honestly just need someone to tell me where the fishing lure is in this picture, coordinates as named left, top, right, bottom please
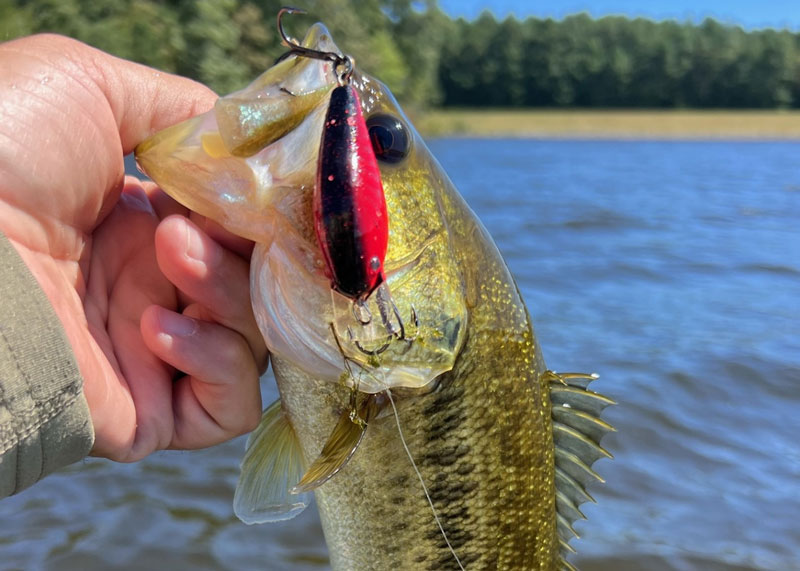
left=314, top=66, right=388, bottom=302
left=278, top=8, right=412, bottom=353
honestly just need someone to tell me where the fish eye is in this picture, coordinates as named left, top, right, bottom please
left=366, top=113, right=409, bottom=164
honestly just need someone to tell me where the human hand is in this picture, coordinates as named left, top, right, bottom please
left=0, top=34, right=266, bottom=461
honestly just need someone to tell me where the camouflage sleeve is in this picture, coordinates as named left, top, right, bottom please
left=0, top=231, right=94, bottom=498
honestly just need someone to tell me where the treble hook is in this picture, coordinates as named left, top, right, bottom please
left=349, top=293, right=419, bottom=356
left=348, top=326, right=392, bottom=356
left=352, top=299, right=372, bottom=325
left=277, top=7, right=354, bottom=85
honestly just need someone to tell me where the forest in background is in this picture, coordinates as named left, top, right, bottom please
left=2, top=0, right=800, bottom=109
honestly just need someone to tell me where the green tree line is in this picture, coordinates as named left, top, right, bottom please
left=2, top=0, right=799, bottom=108
left=439, top=13, right=800, bottom=108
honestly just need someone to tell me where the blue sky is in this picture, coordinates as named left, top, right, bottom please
left=437, top=0, right=800, bottom=30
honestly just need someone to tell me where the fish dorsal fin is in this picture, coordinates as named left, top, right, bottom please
left=292, top=393, right=380, bottom=493
left=234, top=399, right=312, bottom=524
left=545, top=371, right=615, bottom=568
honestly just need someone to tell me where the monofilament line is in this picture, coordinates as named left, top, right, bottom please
left=384, top=389, right=465, bottom=571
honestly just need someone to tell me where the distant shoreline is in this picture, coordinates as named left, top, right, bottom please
left=414, top=109, right=800, bottom=139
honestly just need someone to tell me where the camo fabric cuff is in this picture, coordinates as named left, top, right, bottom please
left=0, top=231, right=94, bottom=498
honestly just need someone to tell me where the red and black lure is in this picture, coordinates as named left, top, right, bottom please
left=314, top=79, right=388, bottom=302
left=277, top=8, right=413, bottom=353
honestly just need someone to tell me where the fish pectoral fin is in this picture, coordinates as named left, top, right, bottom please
left=546, top=371, right=615, bottom=562
left=291, top=393, right=380, bottom=493
left=233, top=399, right=311, bottom=524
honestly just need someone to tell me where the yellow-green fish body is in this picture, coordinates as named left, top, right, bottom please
left=274, top=177, right=557, bottom=569
left=136, top=22, right=612, bottom=571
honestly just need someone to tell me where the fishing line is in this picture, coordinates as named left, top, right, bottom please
left=384, top=388, right=465, bottom=571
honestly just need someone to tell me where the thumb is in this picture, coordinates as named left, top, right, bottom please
left=1, top=33, right=218, bottom=154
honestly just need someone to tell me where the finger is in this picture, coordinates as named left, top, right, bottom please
left=125, top=176, right=189, bottom=221
left=127, top=175, right=254, bottom=258
left=68, top=37, right=217, bottom=153
left=1, top=33, right=216, bottom=152
left=154, top=215, right=267, bottom=369
left=0, top=34, right=217, bottom=235
left=189, top=213, right=255, bottom=260
left=140, top=305, right=262, bottom=448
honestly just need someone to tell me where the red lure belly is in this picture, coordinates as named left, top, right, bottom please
left=313, top=84, right=388, bottom=300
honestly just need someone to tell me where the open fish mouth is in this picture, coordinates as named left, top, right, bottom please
left=135, top=24, right=341, bottom=243
left=135, top=24, right=468, bottom=393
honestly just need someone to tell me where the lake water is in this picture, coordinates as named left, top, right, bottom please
left=2, top=140, right=798, bottom=570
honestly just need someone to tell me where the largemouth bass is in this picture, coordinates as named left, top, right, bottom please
left=136, top=15, right=613, bottom=571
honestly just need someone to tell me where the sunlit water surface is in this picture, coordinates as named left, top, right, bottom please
left=2, top=141, right=798, bottom=570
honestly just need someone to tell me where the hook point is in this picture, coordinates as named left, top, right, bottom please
left=277, top=7, right=308, bottom=47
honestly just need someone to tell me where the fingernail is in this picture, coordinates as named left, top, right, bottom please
left=185, top=224, right=206, bottom=262
left=158, top=309, right=198, bottom=337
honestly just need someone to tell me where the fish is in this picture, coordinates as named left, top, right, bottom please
left=135, top=15, right=613, bottom=571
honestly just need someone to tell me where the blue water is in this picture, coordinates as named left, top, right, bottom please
left=2, top=140, right=798, bottom=570
left=429, top=139, right=800, bottom=570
